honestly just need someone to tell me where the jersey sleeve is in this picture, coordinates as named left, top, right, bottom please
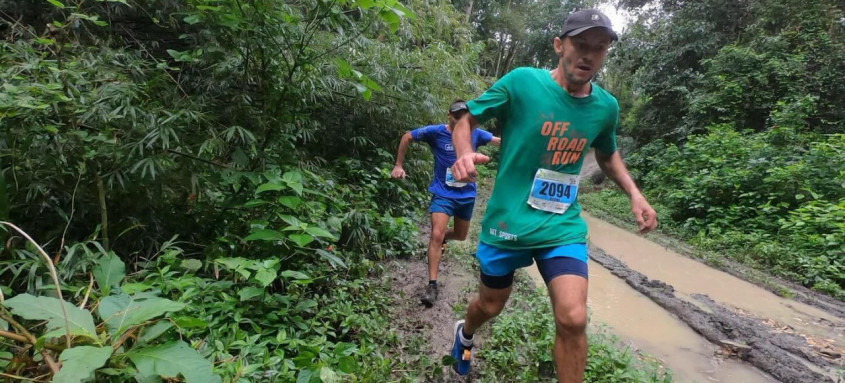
left=467, top=68, right=523, bottom=124
left=591, top=100, right=619, bottom=154
left=410, top=125, right=435, bottom=143
left=474, top=129, right=494, bottom=147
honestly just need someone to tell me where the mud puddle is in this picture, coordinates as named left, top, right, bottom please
left=582, top=212, right=844, bottom=352
left=586, top=246, right=840, bottom=382
left=527, top=263, right=777, bottom=383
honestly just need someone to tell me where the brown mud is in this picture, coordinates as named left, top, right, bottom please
left=589, top=245, right=842, bottom=383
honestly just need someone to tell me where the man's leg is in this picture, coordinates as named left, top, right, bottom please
left=427, top=212, right=451, bottom=281
left=442, top=197, right=474, bottom=242
left=462, top=280, right=512, bottom=334
left=538, top=254, right=589, bottom=383
left=452, top=243, right=530, bottom=375
left=446, top=217, right=471, bottom=241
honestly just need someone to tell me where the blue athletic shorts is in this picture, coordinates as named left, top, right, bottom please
left=476, top=242, right=588, bottom=288
left=429, top=195, right=475, bottom=221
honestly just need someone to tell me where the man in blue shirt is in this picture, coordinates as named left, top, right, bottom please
left=392, top=100, right=500, bottom=306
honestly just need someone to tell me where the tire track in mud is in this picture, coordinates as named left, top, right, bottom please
left=589, top=245, right=839, bottom=383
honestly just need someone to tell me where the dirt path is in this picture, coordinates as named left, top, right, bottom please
left=387, top=255, right=474, bottom=378
left=572, top=150, right=845, bottom=382
left=386, top=220, right=479, bottom=382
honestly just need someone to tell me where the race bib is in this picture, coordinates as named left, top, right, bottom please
left=445, top=167, right=467, bottom=188
left=527, top=169, right=579, bottom=214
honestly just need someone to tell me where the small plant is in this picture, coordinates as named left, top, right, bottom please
left=0, top=223, right=219, bottom=382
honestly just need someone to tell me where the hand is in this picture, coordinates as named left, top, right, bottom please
left=391, top=166, right=406, bottom=179
left=451, top=153, right=490, bottom=182
left=631, top=195, right=658, bottom=234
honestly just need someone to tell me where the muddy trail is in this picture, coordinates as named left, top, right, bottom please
left=575, top=151, right=844, bottom=382
left=386, top=222, right=481, bottom=381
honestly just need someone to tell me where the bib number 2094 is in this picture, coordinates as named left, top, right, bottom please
left=527, top=169, right=579, bottom=214
left=538, top=181, right=573, bottom=199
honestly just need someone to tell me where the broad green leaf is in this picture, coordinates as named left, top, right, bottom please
left=320, top=367, right=340, bottom=383
left=93, top=253, right=125, bottom=296
left=316, top=249, right=346, bottom=268
left=253, top=268, right=277, bottom=287
left=379, top=9, right=401, bottom=33
left=353, top=83, right=367, bottom=95
left=282, top=172, right=304, bottom=195
left=356, top=0, right=375, bottom=9
left=278, top=214, right=303, bottom=227
left=183, top=14, right=202, bottom=25
left=121, top=283, right=153, bottom=295
left=238, top=287, right=264, bottom=301
left=166, top=49, right=185, bottom=60
left=0, top=351, right=11, bottom=369
left=281, top=270, right=310, bottom=280
left=305, top=226, right=335, bottom=239
left=390, top=3, right=415, bottom=19
left=296, top=369, right=313, bottom=383
left=244, top=229, right=285, bottom=242
left=173, top=316, right=207, bottom=329
left=215, top=257, right=247, bottom=270
left=46, top=0, right=65, bottom=8
left=98, top=294, right=185, bottom=337
left=282, top=171, right=302, bottom=184
left=288, top=233, right=314, bottom=247
left=334, top=58, right=352, bottom=78
left=4, top=294, right=97, bottom=340
left=278, top=196, right=302, bottom=209
left=128, top=341, right=221, bottom=383
left=296, top=299, right=317, bottom=311
left=244, top=199, right=269, bottom=208
left=0, top=318, right=7, bottom=331
left=181, top=259, right=202, bottom=271
left=338, top=356, right=357, bottom=374
left=139, top=321, right=173, bottom=345
left=53, top=346, right=112, bottom=383
left=255, top=182, right=285, bottom=194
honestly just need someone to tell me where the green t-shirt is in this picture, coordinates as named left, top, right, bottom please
left=467, top=67, right=619, bottom=249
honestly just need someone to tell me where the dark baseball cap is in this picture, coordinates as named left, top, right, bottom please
left=561, top=9, right=618, bottom=41
left=449, top=100, right=468, bottom=114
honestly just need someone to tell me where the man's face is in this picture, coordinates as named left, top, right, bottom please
left=448, top=111, right=465, bottom=126
left=554, top=28, right=612, bottom=86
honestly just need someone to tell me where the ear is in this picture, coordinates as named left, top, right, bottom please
left=553, top=36, right=564, bottom=56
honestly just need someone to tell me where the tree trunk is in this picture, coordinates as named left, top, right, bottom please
left=465, top=0, right=474, bottom=23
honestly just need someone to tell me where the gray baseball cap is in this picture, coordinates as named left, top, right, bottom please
left=561, top=9, right=618, bottom=41
left=449, top=100, right=468, bottom=114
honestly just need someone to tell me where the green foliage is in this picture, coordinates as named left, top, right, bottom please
left=595, top=129, right=845, bottom=299
left=610, top=0, right=844, bottom=143
left=478, top=278, right=672, bottom=382
left=1, top=276, right=217, bottom=381
left=4, top=294, right=99, bottom=341
left=127, top=342, right=222, bottom=383
left=54, top=346, right=113, bottom=383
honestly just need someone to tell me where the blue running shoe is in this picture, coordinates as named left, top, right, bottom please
left=451, top=320, right=473, bottom=375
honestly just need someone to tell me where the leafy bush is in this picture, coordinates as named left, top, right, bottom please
left=601, top=129, right=845, bottom=298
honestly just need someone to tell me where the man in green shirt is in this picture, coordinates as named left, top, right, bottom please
left=448, top=9, right=658, bottom=382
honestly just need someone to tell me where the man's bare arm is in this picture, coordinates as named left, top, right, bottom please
left=595, top=150, right=657, bottom=233
left=391, top=131, right=414, bottom=178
